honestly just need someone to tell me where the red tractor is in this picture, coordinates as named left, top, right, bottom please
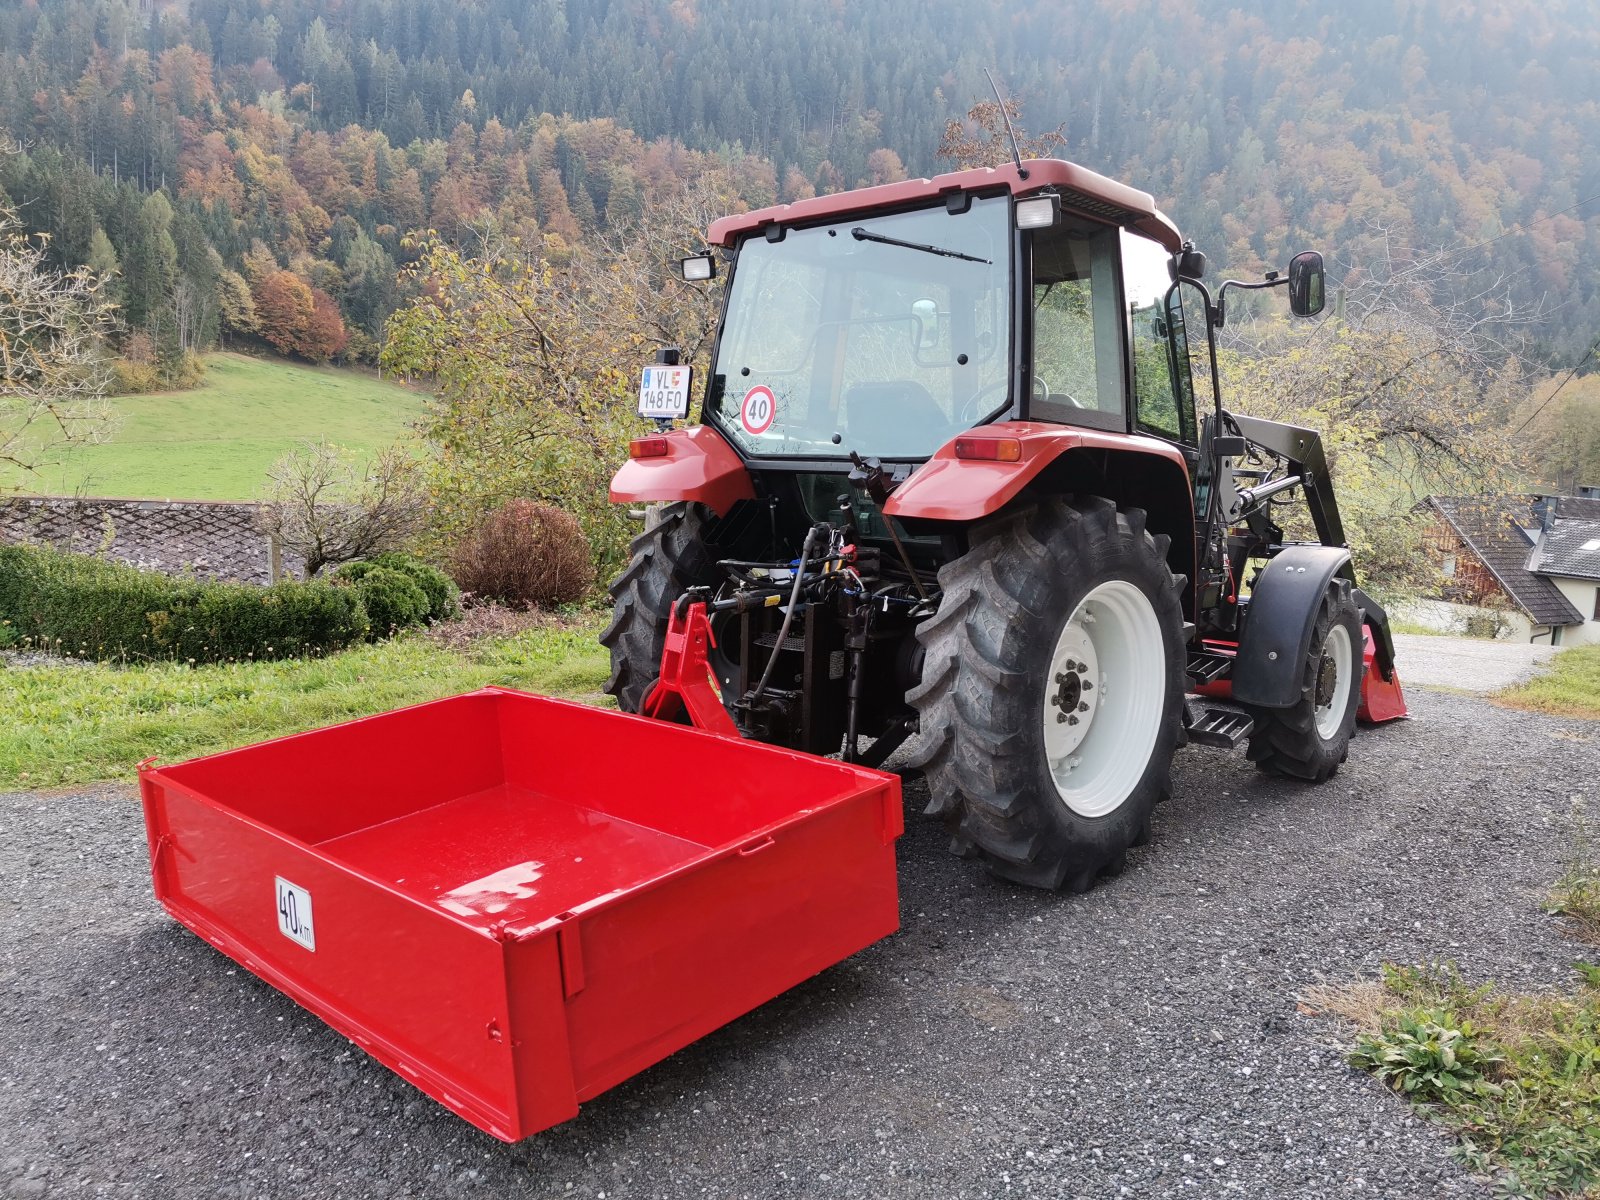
left=605, top=157, right=1407, bottom=892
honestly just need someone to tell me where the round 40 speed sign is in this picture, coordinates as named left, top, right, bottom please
left=740, top=385, right=776, bottom=435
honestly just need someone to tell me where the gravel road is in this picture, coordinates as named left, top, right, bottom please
left=1390, top=632, right=1563, bottom=693
left=3, top=684, right=1596, bottom=1200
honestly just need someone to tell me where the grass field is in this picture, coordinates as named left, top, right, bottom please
left=5, top=353, right=427, bottom=501
left=0, top=619, right=609, bottom=789
left=1496, top=643, right=1600, bottom=720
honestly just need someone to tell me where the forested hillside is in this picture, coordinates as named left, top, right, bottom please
left=1, top=0, right=1596, bottom=370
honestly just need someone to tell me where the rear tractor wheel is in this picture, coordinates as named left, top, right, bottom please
left=601, top=502, right=722, bottom=713
left=1243, top=581, right=1364, bottom=782
left=908, top=497, right=1187, bottom=891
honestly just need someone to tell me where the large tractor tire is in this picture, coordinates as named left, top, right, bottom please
left=601, top=502, right=721, bottom=713
left=1242, top=581, right=1364, bottom=782
left=907, top=497, right=1187, bottom=891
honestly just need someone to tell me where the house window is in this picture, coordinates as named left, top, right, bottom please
left=1441, top=554, right=1456, bottom=578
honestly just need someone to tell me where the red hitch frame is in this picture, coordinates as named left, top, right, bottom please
left=641, top=600, right=739, bottom=737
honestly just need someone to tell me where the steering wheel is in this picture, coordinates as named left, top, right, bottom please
left=958, top=376, right=1087, bottom=425
left=1035, top=374, right=1085, bottom=409
left=958, top=379, right=1011, bottom=426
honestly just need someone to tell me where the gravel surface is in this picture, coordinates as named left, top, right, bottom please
left=1391, top=632, right=1563, bottom=693
left=3, top=686, right=1596, bottom=1200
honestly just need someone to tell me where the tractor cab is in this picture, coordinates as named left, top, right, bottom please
left=685, top=167, right=1209, bottom=470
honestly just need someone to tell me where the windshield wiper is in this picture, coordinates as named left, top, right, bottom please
left=850, top=227, right=990, bottom=264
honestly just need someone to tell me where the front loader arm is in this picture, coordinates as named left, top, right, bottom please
left=1227, top=413, right=1346, bottom=552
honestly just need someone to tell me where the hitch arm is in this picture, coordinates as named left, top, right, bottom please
left=640, top=600, right=740, bottom=738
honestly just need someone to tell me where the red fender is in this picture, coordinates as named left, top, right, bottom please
left=883, top=421, right=1192, bottom=523
left=609, top=425, right=755, bottom=516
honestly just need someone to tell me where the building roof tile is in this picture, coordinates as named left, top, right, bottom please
left=1427, top=495, right=1585, bottom=626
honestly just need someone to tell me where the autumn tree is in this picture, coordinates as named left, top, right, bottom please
left=1215, top=237, right=1531, bottom=594
left=936, top=98, right=1066, bottom=169
left=301, top=288, right=349, bottom=363
left=383, top=176, right=734, bottom=573
left=216, top=268, right=258, bottom=339
left=0, top=209, right=117, bottom=482
left=1518, top=368, right=1600, bottom=491
left=258, top=442, right=425, bottom=577
left=253, top=269, right=315, bottom=357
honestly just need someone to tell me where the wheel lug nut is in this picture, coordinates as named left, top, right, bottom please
left=1056, top=713, right=1067, bottom=724
left=1082, top=681, right=1093, bottom=691
left=1077, top=701, right=1090, bottom=712
left=1067, top=715, right=1079, bottom=726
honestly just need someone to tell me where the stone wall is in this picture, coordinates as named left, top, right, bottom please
left=0, top=496, right=302, bottom=585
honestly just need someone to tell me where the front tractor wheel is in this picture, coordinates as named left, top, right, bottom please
left=908, top=497, right=1187, bottom=891
left=1242, top=582, right=1364, bottom=782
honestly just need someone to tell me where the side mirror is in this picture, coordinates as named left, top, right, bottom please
left=1171, top=242, right=1207, bottom=281
left=910, top=298, right=939, bottom=349
left=1287, top=251, right=1325, bottom=317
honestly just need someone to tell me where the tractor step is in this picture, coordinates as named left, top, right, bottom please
left=1184, top=702, right=1254, bottom=749
left=1185, top=647, right=1235, bottom=685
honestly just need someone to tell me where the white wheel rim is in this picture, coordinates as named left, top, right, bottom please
left=1314, top=623, right=1355, bottom=739
left=1041, top=580, right=1166, bottom=818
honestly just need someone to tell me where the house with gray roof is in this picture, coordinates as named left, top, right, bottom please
left=1414, top=491, right=1600, bottom=646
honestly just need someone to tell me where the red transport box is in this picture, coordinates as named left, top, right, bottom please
left=138, top=687, right=902, bottom=1141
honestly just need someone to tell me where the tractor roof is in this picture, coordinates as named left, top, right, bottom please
left=707, top=158, right=1183, bottom=251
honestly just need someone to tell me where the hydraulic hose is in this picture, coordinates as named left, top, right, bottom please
left=750, top=524, right=821, bottom=704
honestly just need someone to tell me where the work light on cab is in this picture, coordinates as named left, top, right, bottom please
left=679, top=253, right=715, bottom=281
left=1014, top=195, right=1060, bottom=229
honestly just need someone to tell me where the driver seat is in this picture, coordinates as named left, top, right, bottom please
left=843, top=381, right=946, bottom=456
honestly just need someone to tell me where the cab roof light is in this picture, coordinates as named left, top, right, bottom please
left=679, top=253, right=716, bottom=282
left=629, top=436, right=671, bottom=459
left=1014, top=195, right=1060, bottom=230
left=954, top=436, right=1023, bottom=462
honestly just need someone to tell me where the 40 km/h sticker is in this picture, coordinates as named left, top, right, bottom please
left=275, top=876, right=316, bottom=951
left=740, top=385, right=776, bottom=436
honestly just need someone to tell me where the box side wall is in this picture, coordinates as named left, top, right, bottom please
left=144, top=774, right=570, bottom=1141
left=494, top=691, right=892, bottom=847
left=557, top=781, right=901, bottom=1101
left=157, top=692, right=508, bottom=844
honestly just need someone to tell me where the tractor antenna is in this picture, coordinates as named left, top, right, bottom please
left=983, top=68, right=1027, bottom=179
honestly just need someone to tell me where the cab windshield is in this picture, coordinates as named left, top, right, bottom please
left=708, top=196, right=1012, bottom=460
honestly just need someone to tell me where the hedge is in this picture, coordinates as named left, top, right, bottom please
left=0, top=544, right=369, bottom=664
left=342, top=565, right=429, bottom=638
left=334, top=553, right=460, bottom=623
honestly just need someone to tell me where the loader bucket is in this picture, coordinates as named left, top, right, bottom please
left=1357, top=625, right=1408, bottom=723
left=139, top=688, right=901, bottom=1141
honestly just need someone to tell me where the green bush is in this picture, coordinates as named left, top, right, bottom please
left=0, top=544, right=369, bottom=663
left=342, top=566, right=429, bottom=638
left=336, top=553, right=460, bottom=622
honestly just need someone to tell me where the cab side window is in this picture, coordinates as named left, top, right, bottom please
left=1029, top=225, right=1123, bottom=429
left=1121, top=230, right=1197, bottom=445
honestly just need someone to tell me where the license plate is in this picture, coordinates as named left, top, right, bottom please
left=638, top=365, right=692, bottom=420
left=275, top=876, right=316, bottom=951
